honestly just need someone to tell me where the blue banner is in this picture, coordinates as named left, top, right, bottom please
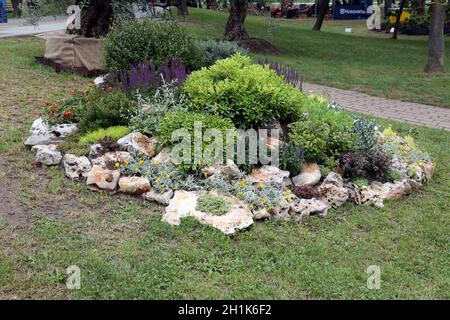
left=333, top=4, right=371, bottom=20
left=0, top=0, right=7, bottom=23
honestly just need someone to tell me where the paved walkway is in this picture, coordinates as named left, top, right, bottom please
left=303, top=82, right=450, bottom=131
left=0, top=16, right=66, bottom=38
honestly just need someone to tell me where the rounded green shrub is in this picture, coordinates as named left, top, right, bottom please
left=197, top=39, right=248, bottom=67
left=183, top=54, right=306, bottom=129
left=196, top=194, right=229, bottom=215
left=79, top=126, right=131, bottom=145
left=78, top=89, right=135, bottom=133
left=104, top=18, right=202, bottom=71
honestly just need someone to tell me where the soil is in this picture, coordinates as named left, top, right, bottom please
left=237, top=37, right=284, bottom=55
left=35, top=56, right=105, bottom=77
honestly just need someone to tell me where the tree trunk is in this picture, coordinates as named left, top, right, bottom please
left=416, top=0, right=425, bottom=16
left=177, top=0, right=189, bottom=16
left=424, top=0, right=446, bottom=73
left=312, top=0, right=329, bottom=31
left=78, top=0, right=114, bottom=38
left=384, top=0, right=392, bottom=18
left=224, top=0, right=249, bottom=41
left=11, top=0, right=22, bottom=17
left=391, top=0, right=407, bottom=39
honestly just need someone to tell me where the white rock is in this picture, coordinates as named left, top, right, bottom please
left=32, top=144, right=62, bottom=166
left=86, top=165, right=120, bottom=191
left=246, top=165, right=291, bottom=186
left=162, top=191, right=253, bottom=235
left=118, top=176, right=151, bottom=194
left=142, top=189, right=174, bottom=205
left=89, top=143, right=104, bottom=158
left=151, top=147, right=172, bottom=164
left=91, top=151, right=133, bottom=169
left=318, top=173, right=348, bottom=208
left=252, top=208, right=271, bottom=220
left=117, top=132, right=157, bottom=158
left=24, top=118, right=77, bottom=146
left=292, top=163, right=321, bottom=186
left=290, top=198, right=329, bottom=218
left=202, top=159, right=241, bottom=182
left=63, top=154, right=92, bottom=180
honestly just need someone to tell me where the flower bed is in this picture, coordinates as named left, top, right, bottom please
left=25, top=27, right=435, bottom=235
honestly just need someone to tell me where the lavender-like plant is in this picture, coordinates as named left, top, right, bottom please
left=257, top=57, right=303, bottom=91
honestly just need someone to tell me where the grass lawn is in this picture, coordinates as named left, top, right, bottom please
left=184, top=9, right=450, bottom=108
left=0, top=36, right=449, bottom=300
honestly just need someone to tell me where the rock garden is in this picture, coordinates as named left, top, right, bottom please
left=24, top=18, right=435, bottom=236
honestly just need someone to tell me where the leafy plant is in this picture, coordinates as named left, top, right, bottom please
left=196, top=194, right=229, bottom=215
left=198, top=40, right=249, bottom=67
left=78, top=89, right=135, bottom=133
left=386, top=168, right=403, bottom=183
left=279, top=142, right=304, bottom=176
left=79, top=126, right=131, bottom=145
left=104, top=18, right=202, bottom=71
left=352, top=177, right=369, bottom=187
left=183, top=54, right=306, bottom=129
left=127, top=81, right=190, bottom=136
left=352, top=115, right=378, bottom=151
left=339, top=148, right=392, bottom=181
left=58, top=131, right=89, bottom=157
left=158, top=111, right=236, bottom=171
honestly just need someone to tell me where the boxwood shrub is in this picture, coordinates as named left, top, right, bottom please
left=183, top=54, right=306, bottom=129
left=104, top=18, right=202, bottom=71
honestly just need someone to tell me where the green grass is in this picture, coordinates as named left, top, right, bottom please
left=0, top=35, right=449, bottom=299
left=184, top=9, right=450, bottom=108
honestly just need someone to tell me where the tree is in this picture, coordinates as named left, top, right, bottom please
left=424, top=0, right=447, bottom=72
left=224, top=0, right=249, bottom=41
left=176, top=0, right=189, bottom=17
left=11, top=0, right=22, bottom=17
left=391, top=0, right=407, bottom=40
left=312, top=0, right=329, bottom=31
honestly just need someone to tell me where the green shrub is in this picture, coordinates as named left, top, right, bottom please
left=104, top=18, right=202, bottom=71
left=196, top=194, right=229, bottom=215
left=287, top=97, right=356, bottom=163
left=197, top=40, right=249, bottom=67
left=386, top=168, right=403, bottom=183
left=58, top=131, right=89, bottom=157
left=352, top=115, right=378, bottom=151
left=279, top=142, right=304, bottom=176
left=158, top=111, right=235, bottom=171
left=183, top=54, right=306, bottom=129
left=128, top=82, right=190, bottom=136
left=79, top=126, right=132, bottom=145
left=352, top=177, right=369, bottom=187
left=78, top=89, right=135, bottom=133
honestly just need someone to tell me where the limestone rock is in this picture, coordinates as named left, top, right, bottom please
left=117, top=132, right=157, bottom=158
left=246, top=165, right=291, bottom=186
left=142, top=189, right=174, bottom=205
left=162, top=191, right=253, bottom=235
left=202, top=159, right=241, bottom=182
left=86, top=165, right=120, bottom=191
left=24, top=118, right=77, bottom=146
left=152, top=147, right=172, bottom=164
left=290, top=198, right=329, bottom=218
left=31, top=144, right=62, bottom=166
left=318, top=173, right=348, bottom=208
left=89, top=143, right=104, bottom=158
left=292, top=163, right=321, bottom=186
left=63, top=154, right=92, bottom=180
left=118, top=176, right=151, bottom=194
left=91, top=151, right=133, bottom=169
left=420, top=163, right=435, bottom=181
left=252, top=208, right=271, bottom=220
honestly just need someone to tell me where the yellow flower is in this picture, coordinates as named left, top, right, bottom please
left=257, top=183, right=265, bottom=190
left=204, top=172, right=208, bottom=178
left=239, top=180, right=246, bottom=187
left=115, top=162, right=120, bottom=168
left=261, top=197, right=267, bottom=204
left=153, top=160, right=159, bottom=166
left=155, top=177, right=161, bottom=184
left=139, top=159, right=144, bottom=165
left=237, top=191, right=244, bottom=198
left=409, top=145, right=415, bottom=151
left=124, top=160, right=129, bottom=165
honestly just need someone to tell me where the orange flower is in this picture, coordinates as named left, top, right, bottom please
left=106, top=86, right=113, bottom=93
left=79, top=91, right=85, bottom=95
left=87, top=82, right=96, bottom=87
left=64, top=111, right=73, bottom=117
left=50, top=106, right=58, bottom=113
left=44, top=100, right=50, bottom=105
